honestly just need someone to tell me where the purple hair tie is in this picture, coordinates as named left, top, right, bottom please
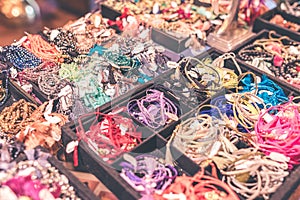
left=127, top=89, right=179, bottom=129
left=119, top=154, right=178, bottom=195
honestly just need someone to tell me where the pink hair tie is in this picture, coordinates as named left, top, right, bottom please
left=255, top=100, right=300, bottom=167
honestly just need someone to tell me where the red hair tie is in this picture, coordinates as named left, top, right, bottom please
left=155, top=162, right=239, bottom=200
left=76, top=108, right=142, bottom=163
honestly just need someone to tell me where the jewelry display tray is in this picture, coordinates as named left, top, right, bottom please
left=61, top=48, right=300, bottom=200
left=253, top=7, right=300, bottom=41
left=151, top=28, right=190, bottom=53
left=6, top=146, right=98, bottom=200
left=62, top=83, right=196, bottom=199
left=0, top=74, right=37, bottom=112
left=159, top=48, right=300, bottom=200
left=232, top=29, right=300, bottom=94
left=25, top=66, right=175, bottom=115
left=100, top=3, right=202, bottom=53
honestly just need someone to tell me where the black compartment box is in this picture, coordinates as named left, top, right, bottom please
left=158, top=49, right=300, bottom=200
left=26, top=65, right=163, bottom=115
left=125, top=82, right=191, bottom=132
left=101, top=4, right=122, bottom=20
left=200, top=48, right=299, bottom=95
left=253, top=7, right=300, bottom=41
left=74, top=133, right=200, bottom=199
left=61, top=92, right=155, bottom=166
left=61, top=81, right=191, bottom=163
left=0, top=74, right=37, bottom=112
left=151, top=28, right=190, bottom=53
left=61, top=83, right=196, bottom=199
left=232, top=29, right=300, bottom=93
left=101, top=4, right=190, bottom=53
left=156, top=47, right=299, bottom=139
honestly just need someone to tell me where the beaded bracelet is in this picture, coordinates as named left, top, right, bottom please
left=119, top=154, right=178, bottom=196
left=76, top=109, right=142, bottom=162
left=38, top=73, right=74, bottom=116
left=127, top=88, right=179, bottom=129
left=38, top=73, right=64, bottom=97
left=238, top=31, right=300, bottom=87
left=155, top=162, right=239, bottom=200
left=18, top=61, right=60, bottom=83
left=42, top=27, right=78, bottom=59
left=0, top=99, right=37, bottom=138
left=21, top=33, right=63, bottom=62
left=0, top=70, right=10, bottom=107
left=0, top=45, right=42, bottom=70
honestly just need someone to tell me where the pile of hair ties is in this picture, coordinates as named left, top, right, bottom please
left=127, top=88, right=179, bottom=130
left=75, top=108, right=142, bottom=163
left=154, top=162, right=240, bottom=200
left=163, top=53, right=240, bottom=107
left=255, top=97, right=300, bottom=166
left=119, top=154, right=178, bottom=198
left=165, top=53, right=296, bottom=199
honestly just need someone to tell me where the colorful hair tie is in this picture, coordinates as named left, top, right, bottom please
left=255, top=100, right=300, bottom=166
left=222, top=148, right=289, bottom=200
left=127, top=88, right=179, bottom=129
left=119, top=154, right=178, bottom=196
left=76, top=110, right=142, bottom=162
left=156, top=162, right=239, bottom=200
left=169, top=113, right=219, bottom=164
left=239, top=74, right=288, bottom=107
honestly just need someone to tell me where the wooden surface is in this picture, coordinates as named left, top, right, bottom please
left=62, top=161, right=118, bottom=200
left=0, top=0, right=79, bottom=46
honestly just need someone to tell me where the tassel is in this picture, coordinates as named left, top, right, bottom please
left=73, top=145, right=79, bottom=167
left=165, top=134, right=175, bottom=165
